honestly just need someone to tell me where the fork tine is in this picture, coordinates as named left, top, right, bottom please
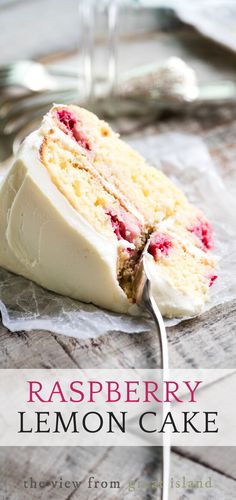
left=0, top=65, right=12, bottom=74
left=0, top=94, right=31, bottom=118
left=2, top=90, right=79, bottom=136
left=0, top=88, right=78, bottom=122
left=0, top=61, right=52, bottom=91
left=0, top=65, right=18, bottom=78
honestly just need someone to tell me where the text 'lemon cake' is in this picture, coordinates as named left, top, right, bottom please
left=0, top=104, right=217, bottom=317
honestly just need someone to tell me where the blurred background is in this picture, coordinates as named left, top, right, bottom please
left=1, top=0, right=236, bottom=165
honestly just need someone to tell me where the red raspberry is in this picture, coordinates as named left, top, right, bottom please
left=148, top=232, right=173, bottom=261
left=188, top=217, right=213, bottom=251
left=208, top=274, right=218, bottom=287
left=57, top=109, right=91, bottom=151
left=106, top=209, right=141, bottom=244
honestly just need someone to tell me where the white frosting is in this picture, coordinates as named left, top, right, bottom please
left=0, top=131, right=131, bottom=314
left=0, top=108, right=207, bottom=318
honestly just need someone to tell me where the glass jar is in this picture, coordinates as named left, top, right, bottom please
left=77, top=0, right=176, bottom=118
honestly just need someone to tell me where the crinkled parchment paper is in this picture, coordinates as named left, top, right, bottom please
left=167, top=0, right=236, bottom=55
left=0, top=133, right=235, bottom=338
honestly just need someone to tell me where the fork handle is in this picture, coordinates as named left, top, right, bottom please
left=143, top=280, right=170, bottom=500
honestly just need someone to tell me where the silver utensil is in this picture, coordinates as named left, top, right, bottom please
left=0, top=60, right=57, bottom=92
left=0, top=88, right=79, bottom=163
left=118, top=56, right=236, bottom=111
left=0, top=60, right=79, bottom=92
left=136, top=243, right=170, bottom=500
left=0, top=88, right=79, bottom=133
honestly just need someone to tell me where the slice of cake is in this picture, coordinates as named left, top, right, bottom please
left=0, top=104, right=217, bottom=317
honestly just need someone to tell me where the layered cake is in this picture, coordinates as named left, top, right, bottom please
left=0, top=104, right=217, bottom=317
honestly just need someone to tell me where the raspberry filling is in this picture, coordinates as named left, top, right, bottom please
left=106, top=209, right=141, bottom=244
left=208, top=274, right=218, bottom=287
left=56, top=109, right=91, bottom=151
left=188, top=217, right=213, bottom=251
left=148, top=232, right=173, bottom=261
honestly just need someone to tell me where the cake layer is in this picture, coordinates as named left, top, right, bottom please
left=51, top=105, right=187, bottom=224
left=147, top=224, right=216, bottom=317
left=41, top=134, right=131, bottom=240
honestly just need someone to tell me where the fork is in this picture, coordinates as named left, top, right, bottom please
left=0, top=60, right=57, bottom=92
left=135, top=243, right=170, bottom=500
left=0, top=60, right=80, bottom=92
left=0, top=87, right=79, bottom=163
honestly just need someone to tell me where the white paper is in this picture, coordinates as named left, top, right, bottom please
left=162, top=0, right=236, bottom=54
